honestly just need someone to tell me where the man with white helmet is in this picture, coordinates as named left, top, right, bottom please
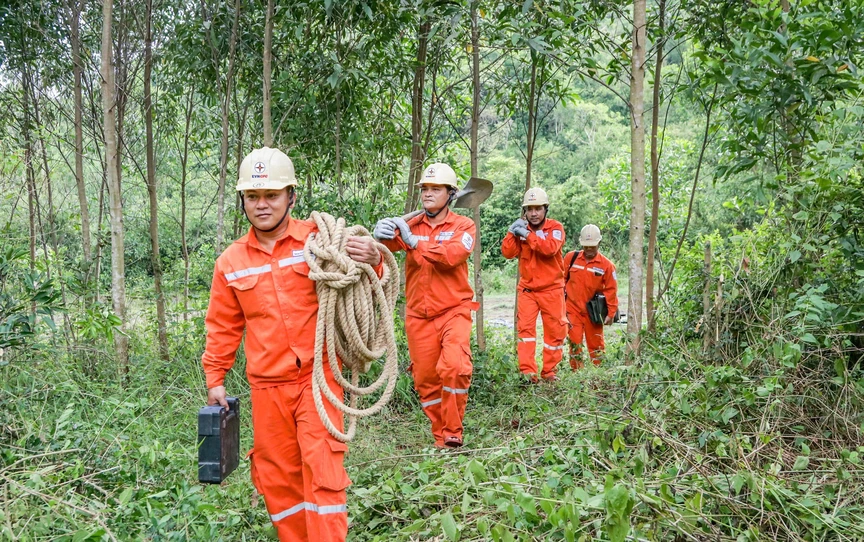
left=201, top=147, right=382, bottom=541
left=563, top=224, right=618, bottom=369
left=372, top=163, right=477, bottom=449
left=501, top=187, right=567, bottom=382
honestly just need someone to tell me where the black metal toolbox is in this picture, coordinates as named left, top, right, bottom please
left=197, top=397, right=240, bottom=484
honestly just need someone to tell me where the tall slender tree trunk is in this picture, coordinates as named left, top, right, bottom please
left=403, top=19, right=430, bottom=215
left=627, top=0, right=647, bottom=354
left=234, top=98, right=249, bottom=239
left=515, top=52, right=541, bottom=341
left=23, top=86, right=36, bottom=276
left=470, top=3, right=485, bottom=351
left=262, top=0, right=273, bottom=147
left=101, top=0, right=129, bottom=376
left=95, top=171, right=106, bottom=303
left=525, top=52, right=538, bottom=189
left=646, top=0, right=665, bottom=333
left=181, top=89, right=192, bottom=320
left=144, top=0, right=168, bottom=362
left=68, top=0, right=92, bottom=273
left=216, top=0, right=241, bottom=253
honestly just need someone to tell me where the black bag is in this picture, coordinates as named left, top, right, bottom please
left=198, top=397, right=240, bottom=484
left=586, top=293, right=609, bottom=325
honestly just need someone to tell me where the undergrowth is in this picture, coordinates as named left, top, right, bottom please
left=2, top=220, right=863, bottom=541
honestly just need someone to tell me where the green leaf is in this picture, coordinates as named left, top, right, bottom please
left=801, top=333, right=818, bottom=344
left=789, top=250, right=802, bottom=263
left=441, top=511, right=461, bottom=541
left=793, top=455, right=809, bottom=471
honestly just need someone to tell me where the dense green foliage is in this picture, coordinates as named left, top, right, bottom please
left=2, top=0, right=864, bottom=540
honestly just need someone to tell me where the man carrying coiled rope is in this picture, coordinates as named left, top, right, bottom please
left=201, top=147, right=384, bottom=542
left=373, top=163, right=478, bottom=449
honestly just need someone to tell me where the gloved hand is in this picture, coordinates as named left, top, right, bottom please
left=373, top=218, right=396, bottom=240
left=509, top=218, right=529, bottom=238
left=390, top=217, right=419, bottom=249
left=508, top=218, right=528, bottom=234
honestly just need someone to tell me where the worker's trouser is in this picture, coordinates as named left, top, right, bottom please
left=406, top=304, right=473, bottom=445
left=517, top=288, right=567, bottom=379
left=249, top=369, right=349, bottom=542
left=567, top=310, right=605, bottom=369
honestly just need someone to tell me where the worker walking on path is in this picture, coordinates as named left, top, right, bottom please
left=201, top=147, right=383, bottom=542
left=563, top=224, right=618, bottom=369
left=501, top=187, right=567, bottom=383
left=372, top=163, right=477, bottom=449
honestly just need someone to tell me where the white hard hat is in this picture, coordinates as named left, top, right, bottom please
left=579, top=224, right=602, bottom=247
left=417, top=163, right=459, bottom=189
left=522, top=187, right=549, bottom=207
left=236, top=147, right=298, bottom=192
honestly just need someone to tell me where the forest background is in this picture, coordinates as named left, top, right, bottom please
left=1, top=0, right=864, bottom=540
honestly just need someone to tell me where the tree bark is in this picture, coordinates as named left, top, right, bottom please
left=180, top=89, right=192, bottom=320
left=216, top=0, right=241, bottom=253
left=233, top=97, right=249, bottom=240
left=627, top=0, right=647, bottom=354
left=470, top=3, right=485, bottom=351
left=68, top=0, right=92, bottom=270
left=525, top=52, right=538, bottom=189
left=144, top=0, right=169, bottom=362
left=646, top=0, right=665, bottom=333
left=515, top=51, right=541, bottom=342
left=101, top=0, right=129, bottom=376
left=262, top=0, right=274, bottom=147
left=403, top=19, right=431, bottom=215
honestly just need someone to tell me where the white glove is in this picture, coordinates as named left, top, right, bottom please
left=373, top=218, right=396, bottom=240
left=390, top=217, right=418, bottom=249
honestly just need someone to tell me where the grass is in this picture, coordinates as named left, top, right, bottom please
left=2, top=313, right=863, bottom=541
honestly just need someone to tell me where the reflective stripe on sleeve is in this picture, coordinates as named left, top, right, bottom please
left=518, top=337, right=536, bottom=342
left=421, top=398, right=443, bottom=408
left=543, top=343, right=564, bottom=350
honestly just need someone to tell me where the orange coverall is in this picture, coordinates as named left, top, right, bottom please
left=501, top=218, right=567, bottom=379
left=381, top=210, right=476, bottom=446
left=202, top=218, right=379, bottom=542
left=563, top=250, right=618, bottom=368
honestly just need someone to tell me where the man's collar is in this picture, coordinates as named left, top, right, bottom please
left=420, top=207, right=455, bottom=226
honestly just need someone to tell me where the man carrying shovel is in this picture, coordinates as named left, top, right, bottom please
left=372, top=163, right=491, bottom=449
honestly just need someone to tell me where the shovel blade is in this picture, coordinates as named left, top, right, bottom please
left=453, top=177, right=494, bottom=208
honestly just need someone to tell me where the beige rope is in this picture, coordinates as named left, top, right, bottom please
left=304, top=211, right=400, bottom=442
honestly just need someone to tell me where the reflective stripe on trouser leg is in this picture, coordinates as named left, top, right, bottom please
left=251, top=369, right=350, bottom=542
left=435, top=305, right=473, bottom=440
left=406, top=315, right=444, bottom=444
left=516, top=289, right=541, bottom=375
left=538, top=288, right=567, bottom=378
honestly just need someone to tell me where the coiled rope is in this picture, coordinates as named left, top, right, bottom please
left=304, top=211, right=400, bottom=442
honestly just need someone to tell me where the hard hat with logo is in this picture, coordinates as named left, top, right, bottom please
left=236, top=147, right=298, bottom=192
left=522, top=187, right=549, bottom=207
left=579, top=224, right=602, bottom=246
left=417, top=163, right=460, bottom=189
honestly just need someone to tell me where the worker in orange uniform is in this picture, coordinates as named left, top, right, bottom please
left=563, top=224, right=618, bottom=369
left=501, top=187, right=567, bottom=383
left=201, top=147, right=383, bottom=542
left=372, top=163, right=477, bottom=449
